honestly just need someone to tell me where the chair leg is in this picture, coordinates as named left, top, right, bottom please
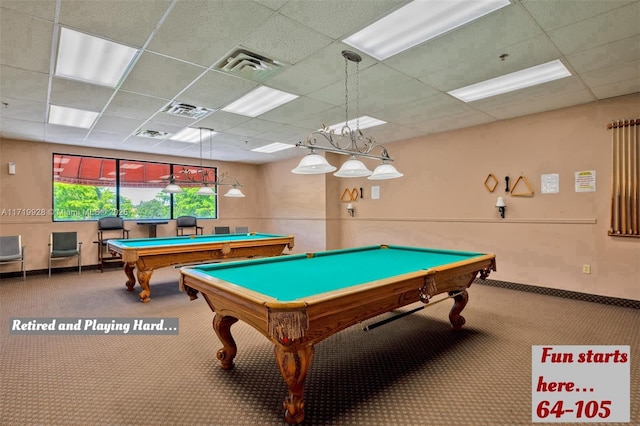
left=48, top=257, right=52, bottom=277
left=22, top=260, right=25, bottom=281
left=78, top=255, right=82, bottom=275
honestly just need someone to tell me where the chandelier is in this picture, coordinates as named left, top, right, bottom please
left=162, top=127, right=245, bottom=197
left=292, top=50, right=403, bottom=180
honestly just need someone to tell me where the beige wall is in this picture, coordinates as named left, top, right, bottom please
left=1, top=94, right=639, bottom=300
left=259, top=94, right=640, bottom=300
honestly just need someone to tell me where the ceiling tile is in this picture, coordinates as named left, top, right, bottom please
left=50, top=78, right=115, bottom=111
left=267, top=42, right=357, bottom=96
left=0, top=65, right=49, bottom=102
left=278, top=0, right=405, bottom=40
left=0, top=117, right=45, bottom=141
left=259, top=96, right=334, bottom=128
left=58, top=0, right=173, bottom=47
left=177, top=69, right=258, bottom=110
left=591, top=77, right=640, bottom=100
left=0, top=97, right=46, bottom=123
left=384, top=4, right=542, bottom=78
left=92, top=114, right=145, bottom=135
left=566, top=35, right=640, bottom=73
left=580, top=60, right=640, bottom=88
left=471, top=77, right=595, bottom=119
left=241, top=13, right=332, bottom=65
left=44, top=123, right=90, bottom=143
left=120, top=52, right=205, bottom=100
left=84, top=130, right=129, bottom=145
left=307, top=62, right=413, bottom=107
left=547, top=2, right=640, bottom=55
left=255, top=123, right=313, bottom=143
left=193, top=111, right=251, bottom=132
left=521, top=0, right=636, bottom=30
left=0, top=7, right=53, bottom=73
left=103, top=91, right=168, bottom=120
left=420, top=34, right=562, bottom=92
left=147, top=0, right=275, bottom=67
left=224, top=118, right=284, bottom=138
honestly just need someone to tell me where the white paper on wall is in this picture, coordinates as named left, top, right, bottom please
left=541, top=174, right=559, bottom=194
left=575, top=170, right=596, bottom=192
left=371, top=186, right=380, bottom=200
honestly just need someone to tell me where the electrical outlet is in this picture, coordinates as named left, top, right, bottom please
left=582, top=264, right=591, bottom=274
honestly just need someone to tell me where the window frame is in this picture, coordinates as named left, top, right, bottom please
left=52, top=153, right=218, bottom=222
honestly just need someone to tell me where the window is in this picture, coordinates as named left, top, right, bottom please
left=53, top=155, right=118, bottom=221
left=52, top=154, right=218, bottom=221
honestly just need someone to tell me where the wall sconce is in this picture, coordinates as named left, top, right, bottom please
left=8, top=162, right=16, bottom=175
left=347, top=203, right=355, bottom=217
left=496, top=196, right=506, bottom=219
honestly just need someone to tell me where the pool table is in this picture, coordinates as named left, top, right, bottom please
left=107, top=233, right=294, bottom=303
left=179, top=244, right=496, bottom=424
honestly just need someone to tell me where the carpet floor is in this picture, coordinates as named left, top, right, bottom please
left=1, top=266, right=638, bottom=425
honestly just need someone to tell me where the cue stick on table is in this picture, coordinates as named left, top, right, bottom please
left=361, top=291, right=464, bottom=332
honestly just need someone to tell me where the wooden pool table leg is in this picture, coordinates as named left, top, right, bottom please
left=274, top=344, right=314, bottom=424
left=449, top=290, right=469, bottom=330
left=136, top=266, right=153, bottom=303
left=213, top=314, right=238, bottom=370
left=123, top=262, right=136, bottom=291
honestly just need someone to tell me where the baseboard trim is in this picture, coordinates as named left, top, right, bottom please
left=475, top=278, right=640, bottom=309
left=0, top=262, right=122, bottom=279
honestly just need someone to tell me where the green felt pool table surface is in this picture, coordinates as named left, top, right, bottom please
left=186, top=244, right=488, bottom=301
left=110, top=233, right=286, bottom=248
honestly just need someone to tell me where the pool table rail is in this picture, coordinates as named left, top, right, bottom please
left=180, top=251, right=496, bottom=346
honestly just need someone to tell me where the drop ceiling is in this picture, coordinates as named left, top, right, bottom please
left=1, top=0, right=638, bottom=164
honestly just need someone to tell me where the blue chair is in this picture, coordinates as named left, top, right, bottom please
left=214, top=226, right=231, bottom=234
left=0, top=235, right=25, bottom=280
left=49, top=232, right=82, bottom=277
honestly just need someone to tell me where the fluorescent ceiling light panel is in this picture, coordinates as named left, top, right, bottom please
left=170, top=128, right=217, bottom=143
left=48, top=105, right=99, bottom=128
left=251, top=142, right=295, bottom=153
left=325, top=116, right=386, bottom=133
left=447, top=59, right=572, bottom=102
left=55, top=27, right=138, bottom=87
left=222, top=86, right=298, bottom=117
left=344, top=0, right=510, bottom=60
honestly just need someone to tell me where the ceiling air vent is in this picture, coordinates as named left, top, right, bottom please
left=134, top=129, right=169, bottom=139
left=162, top=102, right=214, bottom=119
left=215, top=48, right=287, bottom=82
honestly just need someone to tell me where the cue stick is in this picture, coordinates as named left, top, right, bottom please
left=615, top=125, right=622, bottom=233
left=631, top=123, right=640, bottom=235
left=610, top=124, right=616, bottom=234
left=622, top=125, right=628, bottom=234
left=361, top=291, right=464, bottom=332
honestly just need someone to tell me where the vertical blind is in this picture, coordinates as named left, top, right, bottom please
left=608, top=119, right=639, bottom=237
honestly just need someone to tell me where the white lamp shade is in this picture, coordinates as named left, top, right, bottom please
left=224, top=187, right=245, bottom=197
left=496, top=197, right=506, bottom=207
left=162, top=183, right=182, bottom=193
left=291, top=153, right=336, bottom=174
left=333, top=157, right=372, bottom=178
left=368, top=162, right=403, bottom=180
left=197, top=186, right=216, bottom=196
